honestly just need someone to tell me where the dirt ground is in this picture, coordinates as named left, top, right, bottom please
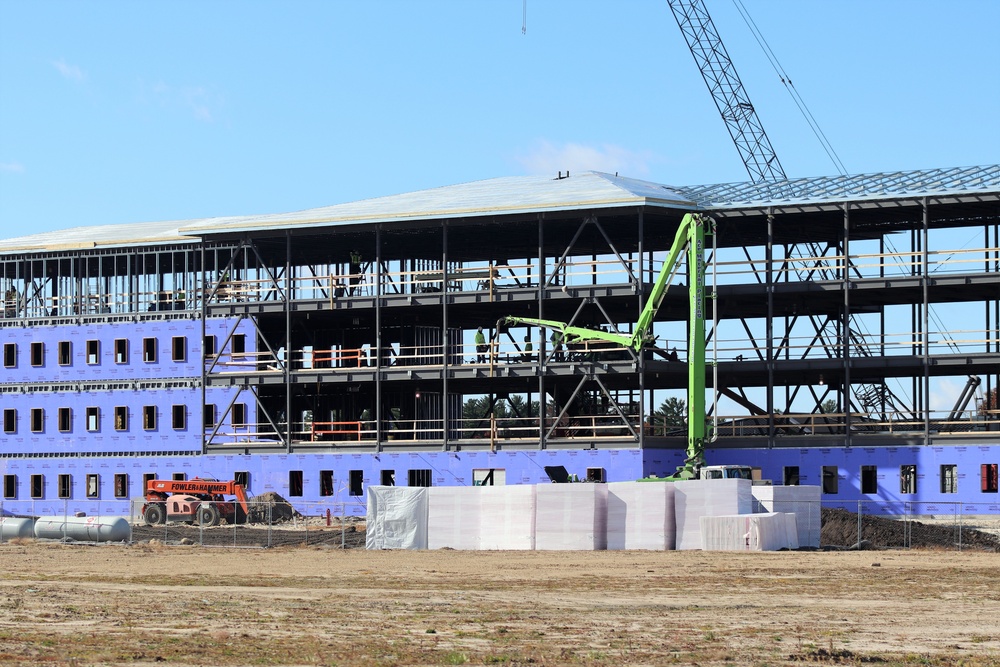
left=1, top=542, right=999, bottom=667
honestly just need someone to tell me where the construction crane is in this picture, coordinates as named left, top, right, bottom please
left=667, top=0, right=785, bottom=183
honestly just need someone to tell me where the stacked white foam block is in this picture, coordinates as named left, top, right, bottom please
left=479, top=484, right=536, bottom=550
left=752, top=485, right=821, bottom=548
left=673, top=479, right=753, bottom=550
left=700, top=512, right=799, bottom=551
left=535, top=483, right=608, bottom=550
left=607, top=481, right=676, bottom=550
left=365, top=485, right=429, bottom=550
left=427, top=486, right=483, bottom=550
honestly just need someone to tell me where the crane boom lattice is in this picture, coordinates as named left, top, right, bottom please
left=667, top=0, right=785, bottom=183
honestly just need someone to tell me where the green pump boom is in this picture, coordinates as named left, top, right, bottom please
left=497, top=212, right=713, bottom=479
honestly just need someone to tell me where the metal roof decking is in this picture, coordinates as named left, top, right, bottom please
left=0, top=165, right=997, bottom=254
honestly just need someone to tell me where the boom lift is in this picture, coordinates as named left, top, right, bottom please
left=498, top=212, right=722, bottom=480
left=142, top=477, right=250, bottom=527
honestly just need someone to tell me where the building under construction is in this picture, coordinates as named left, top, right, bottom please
left=1, top=166, right=999, bottom=515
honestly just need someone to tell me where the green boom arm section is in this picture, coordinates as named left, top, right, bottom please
left=497, top=212, right=713, bottom=479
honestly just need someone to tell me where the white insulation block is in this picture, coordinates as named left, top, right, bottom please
left=479, top=485, right=537, bottom=550
left=700, top=512, right=799, bottom=551
left=607, top=481, right=676, bottom=550
left=674, top=479, right=753, bottom=550
left=535, top=483, right=608, bottom=550
left=752, top=485, right=821, bottom=548
left=365, top=486, right=429, bottom=550
left=427, top=486, right=482, bottom=550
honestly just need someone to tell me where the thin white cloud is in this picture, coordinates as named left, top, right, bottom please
left=0, top=161, right=25, bottom=173
left=52, top=58, right=86, bottom=83
left=514, top=140, right=655, bottom=178
left=140, top=80, right=223, bottom=123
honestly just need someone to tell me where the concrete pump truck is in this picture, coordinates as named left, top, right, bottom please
left=498, top=212, right=750, bottom=482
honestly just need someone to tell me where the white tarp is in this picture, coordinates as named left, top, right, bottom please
left=427, top=486, right=482, bottom=550
left=607, top=481, right=676, bottom=550
left=674, top=479, right=753, bottom=550
left=535, top=483, right=608, bottom=550
left=752, top=485, right=821, bottom=548
left=365, top=486, right=429, bottom=550
left=700, top=512, right=799, bottom=551
left=479, top=484, right=536, bottom=550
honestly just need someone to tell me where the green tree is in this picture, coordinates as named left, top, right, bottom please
left=650, top=397, right=686, bottom=435
left=820, top=398, right=838, bottom=414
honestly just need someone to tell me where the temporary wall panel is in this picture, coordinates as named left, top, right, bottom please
left=607, top=481, right=676, bottom=550
left=365, top=485, right=428, bottom=550
left=752, top=485, right=821, bottom=548
left=479, top=485, right=536, bottom=550
left=535, top=483, right=608, bottom=550
left=674, top=479, right=753, bottom=550
left=700, top=512, right=799, bottom=551
left=427, top=486, right=482, bottom=550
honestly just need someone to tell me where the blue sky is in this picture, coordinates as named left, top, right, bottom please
left=1, top=0, right=998, bottom=238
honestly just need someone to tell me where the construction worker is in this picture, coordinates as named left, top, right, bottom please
left=474, top=327, right=487, bottom=363
left=349, top=250, right=362, bottom=295
left=551, top=330, right=564, bottom=362
left=521, top=335, right=533, bottom=363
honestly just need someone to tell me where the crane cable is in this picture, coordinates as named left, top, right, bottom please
left=730, top=0, right=849, bottom=176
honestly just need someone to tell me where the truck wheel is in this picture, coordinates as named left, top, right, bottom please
left=143, top=503, right=166, bottom=526
left=197, top=504, right=221, bottom=527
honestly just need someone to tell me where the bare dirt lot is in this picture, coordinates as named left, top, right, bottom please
left=1, top=542, right=999, bottom=667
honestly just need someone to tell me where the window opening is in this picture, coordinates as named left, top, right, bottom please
left=821, top=466, right=838, bottom=494
left=349, top=470, right=364, bottom=496
left=380, top=470, right=395, bottom=486
left=86, top=474, right=99, bottom=499
left=3, top=474, right=16, bottom=499
left=171, top=336, right=186, bottom=362
left=860, top=465, right=878, bottom=495
left=30, top=341, right=44, bottom=367
left=142, top=337, right=157, bottom=362
left=982, top=464, right=998, bottom=493
left=900, top=465, right=917, bottom=495
left=172, top=405, right=186, bottom=430
left=234, top=471, right=250, bottom=488
left=114, top=338, right=128, bottom=364
left=319, top=470, right=334, bottom=497
left=3, top=342, right=16, bottom=368
left=3, top=408, right=16, bottom=434
left=408, top=469, right=432, bottom=487
left=86, top=339, right=100, bottom=365
left=30, top=407, right=44, bottom=433
left=114, top=406, right=128, bottom=431
left=114, top=473, right=129, bottom=498
left=58, top=474, right=72, bottom=499
left=86, top=407, right=100, bottom=432
left=58, top=407, right=72, bottom=433
left=204, top=404, right=216, bottom=428
left=289, top=470, right=303, bottom=497
left=143, top=405, right=156, bottom=431
left=232, top=403, right=247, bottom=428
left=30, top=474, right=44, bottom=499
left=783, top=466, right=800, bottom=486
left=142, top=473, right=156, bottom=494
left=941, top=464, right=958, bottom=494
left=204, top=335, right=216, bottom=356
left=58, top=340, right=72, bottom=366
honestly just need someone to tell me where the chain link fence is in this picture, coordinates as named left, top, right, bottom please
left=4, top=497, right=1000, bottom=551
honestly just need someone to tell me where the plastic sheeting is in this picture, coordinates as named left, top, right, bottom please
left=535, top=483, right=608, bottom=550
left=700, top=512, right=799, bottom=551
left=752, top=485, right=821, bottom=548
left=674, top=479, right=753, bottom=550
left=366, top=486, right=429, bottom=550
left=479, top=485, right=536, bottom=550
left=607, top=481, right=676, bottom=550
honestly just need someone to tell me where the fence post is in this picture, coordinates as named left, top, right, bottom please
left=958, top=502, right=963, bottom=552
left=857, top=500, right=862, bottom=546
